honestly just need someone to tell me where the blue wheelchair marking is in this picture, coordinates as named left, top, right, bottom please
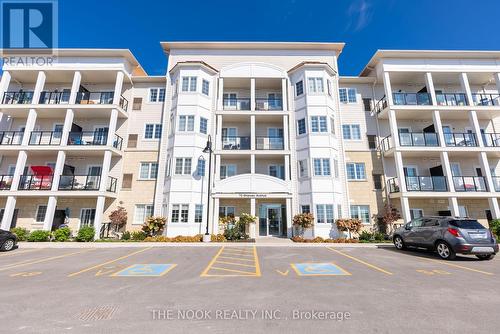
left=292, top=263, right=350, bottom=276
left=112, top=264, right=176, bottom=277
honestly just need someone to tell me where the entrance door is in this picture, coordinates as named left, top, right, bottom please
left=267, top=206, right=281, bottom=236
left=52, top=210, right=66, bottom=231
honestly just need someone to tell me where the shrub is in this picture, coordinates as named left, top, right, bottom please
left=374, top=232, right=386, bottom=242
left=223, top=220, right=248, bottom=241
left=121, top=231, right=131, bottom=240
left=11, top=227, right=30, bottom=241
left=76, top=226, right=95, bottom=242
left=131, top=231, right=147, bottom=241
left=291, top=236, right=359, bottom=243
left=142, top=216, right=167, bottom=237
left=489, top=219, right=500, bottom=238
left=53, top=227, right=71, bottom=242
left=336, top=218, right=363, bottom=238
left=238, top=213, right=257, bottom=226
left=109, top=206, right=127, bottom=232
left=359, top=230, right=373, bottom=241
left=292, top=213, right=315, bottom=236
left=211, top=234, right=226, bottom=242
left=27, top=230, right=51, bottom=242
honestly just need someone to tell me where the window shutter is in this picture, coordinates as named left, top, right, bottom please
left=122, top=174, right=133, bottom=189
left=362, top=98, right=372, bottom=112
left=128, top=134, right=138, bottom=148
left=133, top=98, right=142, bottom=110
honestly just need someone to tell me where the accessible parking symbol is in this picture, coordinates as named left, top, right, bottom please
left=111, top=264, right=176, bottom=277
left=291, top=263, right=351, bottom=276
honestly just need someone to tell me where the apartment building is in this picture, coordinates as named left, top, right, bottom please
left=1, top=44, right=500, bottom=238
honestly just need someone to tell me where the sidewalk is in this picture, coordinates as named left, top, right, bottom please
left=17, top=242, right=394, bottom=248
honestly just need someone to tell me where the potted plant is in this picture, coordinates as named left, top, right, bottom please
left=142, top=216, right=167, bottom=237
left=238, top=213, right=257, bottom=238
left=335, top=218, right=363, bottom=239
left=292, top=213, right=314, bottom=237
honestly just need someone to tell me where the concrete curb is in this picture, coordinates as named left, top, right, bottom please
left=17, top=242, right=394, bottom=248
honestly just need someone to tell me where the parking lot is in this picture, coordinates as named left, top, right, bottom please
left=0, top=245, right=499, bottom=333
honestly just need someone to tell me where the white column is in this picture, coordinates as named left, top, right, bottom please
left=249, top=198, right=256, bottom=238
left=99, top=151, right=112, bottom=192
left=32, top=71, right=46, bottom=104
left=459, top=72, right=473, bottom=105
left=282, top=115, right=289, bottom=150
left=468, top=110, right=484, bottom=147
left=250, top=154, right=255, bottom=174
left=93, top=196, right=106, bottom=239
left=383, top=71, right=394, bottom=105
left=281, top=78, right=288, bottom=111
left=21, top=109, right=38, bottom=146
left=11, top=151, right=27, bottom=191
left=488, top=198, right=500, bottom=219
left=51, top=151, right=66, bottom=191
left=286, top=198, right=292, bottom=237
left=284, top=155, right=290, bottom=180
left=425, top=72, right=437, bottom=105
left=250, top=78, right=256, bottom=111
left=43, top=196, right=57, bottom=231
left=215, top=155, right=221, bottom=180
left=479, top=152, right=495, bottom=192
left=494, top=73, right=500, bottom=95
left=440, top=151, right=456, bottom=192
left=212, top=198, right=220, bottom=234
left=217, top=78, right=224, bottom=110
left=448, top=197, right=460, bottom=217
left=0, top=196, right=17, bottom=230
left=69, top=71, right=81, bottom=104
left=394, top=151, right=407, bottom=192
left=216, top=115, right=222, bottom=150
left=112, top=71, right=124, bottom=105
left=250, top=115, right=255, bottom=150
left=388, top=109, right=400, bottom=147
left=432, top=110, right=446, bottom=147
left=400, top=197, right=411, bottom=223
left=107, top=108, right=118, bottom=147
left=0, top=71, right=12, bottom=99
left=60, top=109, right=74, bottom=147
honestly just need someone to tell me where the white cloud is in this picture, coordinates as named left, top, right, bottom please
left=346, top=0, right=373, bottom=32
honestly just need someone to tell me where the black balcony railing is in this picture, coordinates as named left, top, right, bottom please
left=379, top=135, right=392, bottom=151
left=435, top=93, right=468, bottom=106
left=453, top=176, right=488, bottom=192
left=113, top=134, right=123, bottom=150
left=29, top=131, right=62, bottom=145
left=223, top=98, right=251, bottom=111
left=393, top=92, right=432, bottom=106
left=38, top=91, right=71, bottom=104
left=0, top=175, right=13, bottom=190
left=387, top=178, right=400, bottom=193
left=107, top=176, right=117, bottom=192
left=492, top=176, right=500, bottom=192
left=76, top=91, right=114, bottom=105
left=406, top=176, right=448, bottom=192
left=482, top=133, right=500, bottom=147
left=255, top=98, right=283, bottom=111
left=471, top=93, right=500, bottom=106
left=0, top=131, right=23, bottom=145
left=256, top=136, right=284, bottom=150
left=58, top=175, right=101, bottom=190
left=444, top=132, right=477, bottom=147
left=399, top=132, right=439, bottom=147
left=372, top=96, right=388, bottom=114
left=222, top=136, right=251, bottom=150
left=68, top=131, right=108, bottom=146
left=18, top=175, right=53, bottom=190
left=2, top=91, right=34, bottom=104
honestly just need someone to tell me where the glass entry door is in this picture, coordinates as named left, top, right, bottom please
left=258, top=204, right=282, bottom=236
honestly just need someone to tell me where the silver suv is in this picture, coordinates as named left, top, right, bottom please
left=393, top=216, right=498, bottom=260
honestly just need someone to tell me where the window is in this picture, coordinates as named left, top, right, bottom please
left=363, top=98, right=372, bottom=111
left=367, top=135, right=377, bottom=149
left=197, top=159, right=205, bottom=176
left=139, top=162, right=158, bottom=179
left=181, top=77, right=197, bottom=92
left=122, top=173, right=132, bottom=189
left=149, top=88, right=165, bottom=102
left=132, top=97, right=142, bottom=110
left=219, top=206, right=235, bottom=218
left=298, top=160, right=308, bottom=178
left=171, top=204, right=189, bottom=223
left=134, top=204, right=153, bottom=224
left=295, top=80, right=304, bottom=96
left=195, top=204, right=203, bottom=223
left=202, top=79, right=210, bottom=96
left=175, top=158, right=192, bottom=175
left=342, top=124, right=361, bottom=140
left=308, top=77, right=324, bottom=93
left=337, top=204, right=342, bottom=219
left=301, top=205, right=310, bottom=214
left=200, top=117, right=208, bottom=134
left=269, top=165, right=285, bottom=180
left=346, top=163, right=366, bottom=180
left=311, top=116, right=327, bottom=133
left=35, top=205, right=47, bottom=222
left=223, top=93, right=237, bottom=107
left=350, top=205, right=370, bottom=224
left=80, top=208, right=96, bottom=227
left=373, top=174, right=382, bottom=190
left=316, top=204, right=334, bottom=224
left=313, top=158, right=331, bottom=176
left=220, top=165, right=237, bottom=179
left=144, top=124, right=162, bottom=139
left=297, top=119, right=306, bottom=135
left=128, top=134, right=138, bottom=148
left=178, top=115, right=195, bottom=132
left=339, top=88, right=357, bottom=103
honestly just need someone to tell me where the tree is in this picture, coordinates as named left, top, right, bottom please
left=108, top=206, right=128, bottom=232
left=380, top=203, right=401, bottom=234
left=292, top=213, right=315, bottom=237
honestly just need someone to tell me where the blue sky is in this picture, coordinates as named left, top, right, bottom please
left=57, top=0, right=499, bottom=76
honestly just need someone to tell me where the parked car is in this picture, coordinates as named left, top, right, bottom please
left=393, top=216, right=498, bottom=260
left=0, top=229, right=18, bottom=251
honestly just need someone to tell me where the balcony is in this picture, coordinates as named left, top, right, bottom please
left=406, top=176, right=448, bottom=192
left=58, top=175, right=101, bottom=190
left=18, top=175, right=53, bottom=190
left=223, top=98, right=250, bottom=111
left=453, top=176, right=488, bottom=192
left=492, top=177, right=500, bottom=192
left=372, top=96, right=388, bottom=114
left=75, top=92, right=128, bottom=110
left=482, top=133, right=500, bottom=147
left=256, top=136, right=284, bottom=150
left=255, top=98, right=283, bottom=111
left=39, top=91, right=71, bottom=104
left=392, top=92, right=432, bottom=106
left=222, top=136, right=251, bottom=150
left=399, top=132, right=439, bottom=147
left=0, top=131, right=23, bottom=145
left=0, top=175, right=13, bottom=190
left=472, top=93, right=500, bottom=106
left=444, top=133, right=477, bottom=147
left=29, top=131, right=62, bottom=145
left=435, top=93, right=468, bottom=106
left=107, top=176, right=117, bottom=192
left=2, top=91, right=34, bottom=104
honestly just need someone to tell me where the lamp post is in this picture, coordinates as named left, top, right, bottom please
left=202, top=135, right=213, bottom=242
